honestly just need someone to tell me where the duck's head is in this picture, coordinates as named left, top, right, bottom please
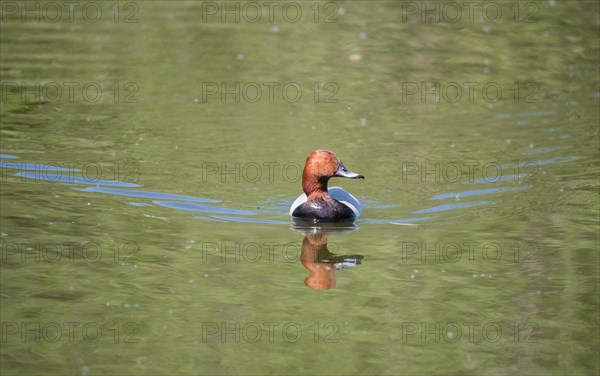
left=302, top=150, right=364, bottom=196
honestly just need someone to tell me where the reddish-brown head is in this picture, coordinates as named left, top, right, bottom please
left=301, top=150, right=364, bottom=197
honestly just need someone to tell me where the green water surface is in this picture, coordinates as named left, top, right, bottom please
left=1, top=1, right=599, bottom=375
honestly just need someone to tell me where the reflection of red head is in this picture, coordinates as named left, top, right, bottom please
left=301, top=233, right=337, bottom=290
left=304, top=263, right=337, bottom=290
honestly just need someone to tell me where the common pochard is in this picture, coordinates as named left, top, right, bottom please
left=290, top=150, right=364, bottom=221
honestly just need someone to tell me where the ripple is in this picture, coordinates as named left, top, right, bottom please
left=520, top=156, right=580, bottom=167
left=412, top=201, right=492, bottom=214
left=153, top=200, right=255, bottom=215
left=208, top=216, right=289, bottom=224
left=521, top=147, right=559, bottom=156
left=15, top=172, right=140, bottom=187
left=76, top=187, right=220, bottom=203
left=362, top=217, right=434, bottom=224
left=469, top=173, right=533, bottom=184
left=515, top=111, right=556, bottom=116
left=431, top=186, right=529, bottom=200
left=2, top=162, right=79, bottom=172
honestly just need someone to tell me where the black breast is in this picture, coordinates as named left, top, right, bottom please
left=292, top=198, right=356, bottom=221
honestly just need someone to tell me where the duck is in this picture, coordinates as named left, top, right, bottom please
left=289, top=150, right=364, bottom=222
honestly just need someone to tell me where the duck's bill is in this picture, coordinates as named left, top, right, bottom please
left=335, top=162, right=365, bottom=179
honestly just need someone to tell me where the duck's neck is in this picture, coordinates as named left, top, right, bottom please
left=302, top=175, right=330, bottom=200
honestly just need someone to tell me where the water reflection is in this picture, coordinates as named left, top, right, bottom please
left=293, top=222, right=364, bottom=290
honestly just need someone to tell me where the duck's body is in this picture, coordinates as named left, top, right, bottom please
left=290, top=187, right=362, bottom=220
left=290, top=150, right=364, bottom=222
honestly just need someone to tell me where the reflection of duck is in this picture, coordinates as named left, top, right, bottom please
left=301, top=231, right=363, bottom=290
left=290, top=150, right=364, bottom=222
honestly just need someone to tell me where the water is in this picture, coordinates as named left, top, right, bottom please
left=1, top=1, right=599, bottom=375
